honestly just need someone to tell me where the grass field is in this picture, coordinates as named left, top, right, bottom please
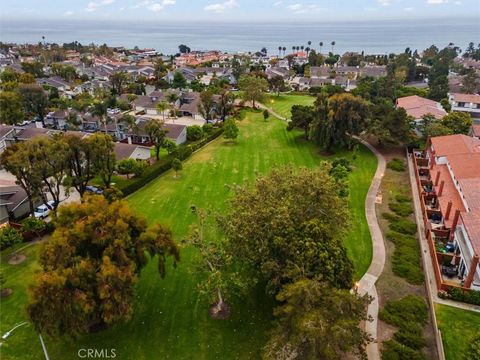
left=264, top=93, right=316, bottom=119
left=0, top=110, right=376, bottom=360
left=435, top=304, right=480, bottom=360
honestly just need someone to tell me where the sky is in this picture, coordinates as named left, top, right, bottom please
left=1, top=0, right=479, bottom=22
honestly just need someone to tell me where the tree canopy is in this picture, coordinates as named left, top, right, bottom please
left=27, top=196, right=179, bottom=337
left=219, top=166, right=353, bottom=294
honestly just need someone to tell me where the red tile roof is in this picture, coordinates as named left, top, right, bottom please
left=430, top=134, right=480, bottom=156
left=451, top=93, right=480, bottom=105
left=397, top=95, right=446, bottom=120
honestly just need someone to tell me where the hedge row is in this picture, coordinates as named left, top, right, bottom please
left=438, top=287, right=480, bottom=306
left=117, top=127, right=224, bottom=197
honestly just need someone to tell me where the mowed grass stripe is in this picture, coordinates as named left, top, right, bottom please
left=0, top=110, right=376, bottom=360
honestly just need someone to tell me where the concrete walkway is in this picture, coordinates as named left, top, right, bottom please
left=256, top=102, right=288, bottom=122
left=355, top=139, right=387, bottom=360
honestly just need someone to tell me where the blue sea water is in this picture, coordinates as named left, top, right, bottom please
left=1, top=17, right=479, bottom=55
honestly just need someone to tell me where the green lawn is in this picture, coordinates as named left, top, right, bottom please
left=0, top=110, right=376, bottom=360
left=435, top=304, right=480, bottom=360
left=264, top=93, right=316, bottom=119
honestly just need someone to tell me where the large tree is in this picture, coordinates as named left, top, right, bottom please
left=145, top=119, right=166, bottom=161
left=22, top=135, right=70, bottom=210
left=199, top=90, right=217, bottom=121
left=219, top=166, right=353, bottom=294
left=63, top=134, right=96, bottom=197
left=0, top=144, right=42, bottom=215
left=442, top=111, right=473, bottom=135
left=313, top=93, right=370, bottom=151
left=368, top=102, right=415, bottom=145
left=0, top=91, right=25, bottom=124
left=263, top=279, right=372, bottom=360
left=238, top=75, right=268, bottom=108
left=18, top=84, right=49, bottom=121
left=89, top=134, right=116, bottom=189
left=287, top=105, right=315, bottom=139
left=110, top=71, right=129, bottom=95
left=27, top=196, right=179, bottom=337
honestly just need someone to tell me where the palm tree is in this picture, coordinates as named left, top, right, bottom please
left=292, top=46, right=296, bottom=53
left=278, top=46, right=282, bottom=57
left=282, top=47, right=286, bottom=57
left=308, top=41, right=312, bottom=48
left=306, top=47, right=311, bottom=57
left=296, top=46, right=300, bottom=52
left=331, top=41, right=336, bottom=54
left=319, top=41, right=323, bottom=54
left=300, top=45, right=304, bottom=52
left=156, top=101, right=169, bottom=121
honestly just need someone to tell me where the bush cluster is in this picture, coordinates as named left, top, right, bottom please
left=438, top=287, right=480, bottom=306
left=386, top=231, right=424, bottom=284
left=387, top=158, right=406, bottom=172
left=380, top=295, right=428, bottom=360
left=118, top=127, right=223, bottom=196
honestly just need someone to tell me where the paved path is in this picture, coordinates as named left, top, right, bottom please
left=249, top=106, right=390, bottom=357
left=355, top=138, right=387, bottom=360
left=256, top=102, right=288, bottom=122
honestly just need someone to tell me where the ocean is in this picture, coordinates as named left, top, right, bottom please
left=1, top=17, right=479, bottom=55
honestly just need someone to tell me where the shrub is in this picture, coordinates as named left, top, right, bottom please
left=202, top=123, right=214, bottom=135
left=394, top=327, right=426, bottom=350
left=331, top=157, right=352, bottom=172
left=0, top=226, right=23, bottom=250
left=395, top=194, right=411, bottom=203
left=380, top=295, right=428, bottom=328
left=387, top=158, right=406, bottom=172
left=389, top=201, right=413, bottom=217
left=187, top=125, right=204, bottom=141
left=382, top=340, right=426, bottom=360
left=443, top=287, right=480, bottom=306
left=380, top=296, right=429, bottom=360
left=21, top=217, right=47, bottom=239
left=386, top=231, right=424, bottom=284
left=389, top=218, right=417, bottom=235
left=382, top=212, right=400, bottom=222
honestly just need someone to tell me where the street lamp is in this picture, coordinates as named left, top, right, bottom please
left=0, top=322, right=50, bottom=360
left=1, top=322, right=28, bottom=341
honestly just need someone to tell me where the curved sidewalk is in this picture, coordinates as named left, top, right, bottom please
left=356, top=139, right=387, bottom=360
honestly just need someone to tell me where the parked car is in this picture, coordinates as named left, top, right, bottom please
left=85, top=186, right=104, bottom=195
left=34, top=201, right=56, bottom=219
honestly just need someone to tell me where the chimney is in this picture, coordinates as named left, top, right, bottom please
left=438, top=180, right=445, bottom=197
left=445, top=201, right=452, bottom=220
left=435, top=171, right=441, bottom=186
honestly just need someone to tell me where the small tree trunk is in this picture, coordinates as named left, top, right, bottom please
left=216, top=288, right=224, bottom=313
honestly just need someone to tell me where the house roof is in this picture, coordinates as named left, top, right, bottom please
left=0, top=125, right=15, bottom=138
left=396, top=95, right=446, bottom=120
left=430, top=134, right=480, bottom=156
left=0, top=185, right=28, bottom=212
left=113, top=142, right=149, bottom=161
left=450, top=93, right=480, bottom=104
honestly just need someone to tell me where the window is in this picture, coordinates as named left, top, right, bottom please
left=458, top=102, right=466, bottom=107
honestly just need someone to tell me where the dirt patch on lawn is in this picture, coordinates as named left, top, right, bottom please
left=1, top=288, right=13, bottom=298
left=8, top=254, right=26, bottom=265
left=209, top=302, right=231, bottom=320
